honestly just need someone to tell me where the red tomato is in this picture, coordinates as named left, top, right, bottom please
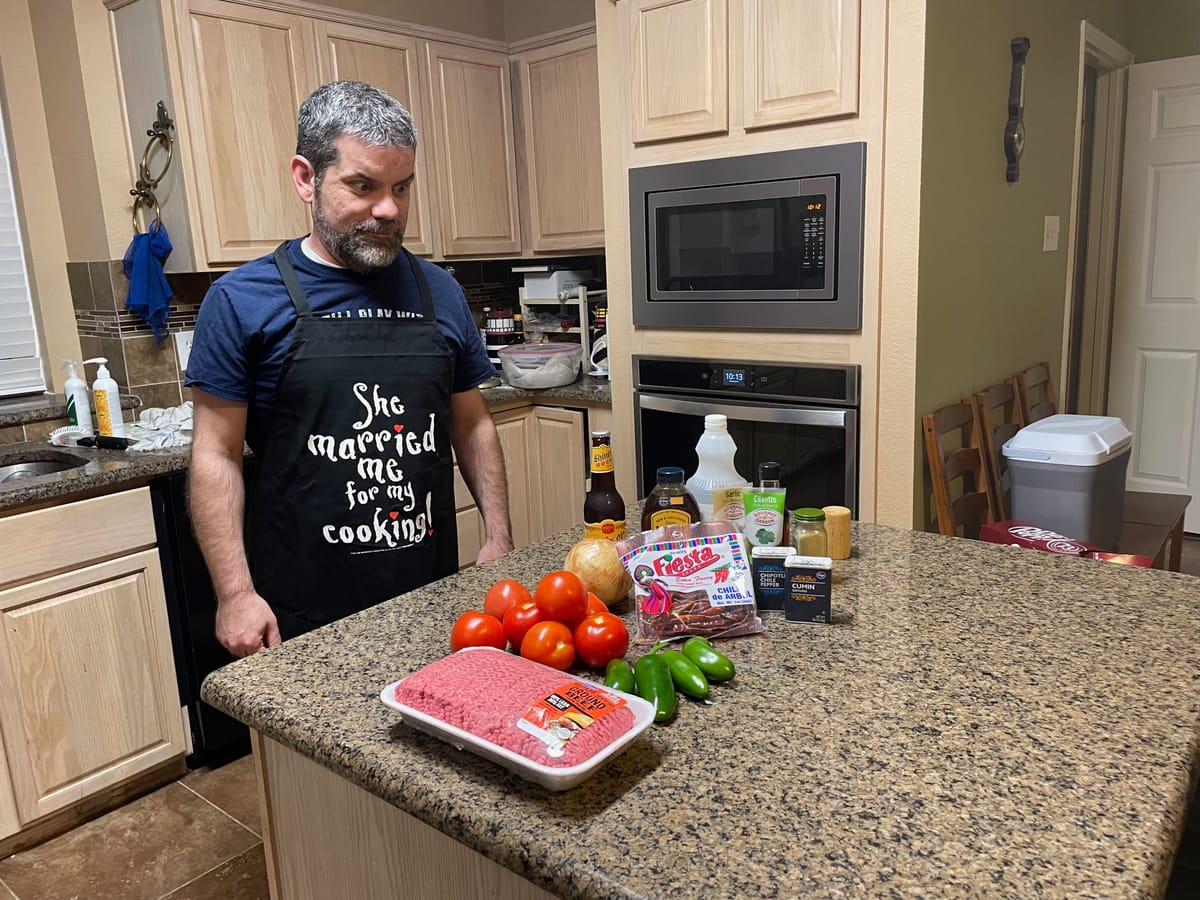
left=449, top=611, right=506, bottom=653
left=483, top=579, right=532, bottom=620
left=585, top=592, right=609, bottom=617
left=502, top=601, right=546, bottom=651
left=533, top=570, right=588, bottom=627
left=572, top=613, right=630, bottom=670
left=520, top=621, right=575, bottom=670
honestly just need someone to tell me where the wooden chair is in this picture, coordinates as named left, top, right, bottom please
left=972, top=382, right=1026, bottom=519
left=1011, top=362, right=1057, bottom=424
left=922, top=401, right=996, bottom=539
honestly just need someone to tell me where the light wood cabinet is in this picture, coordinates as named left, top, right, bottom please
left=313, top=22, right=436, bottom=257
left=492, top=407, right=535, bottom=549
left=0, top=490, right=185, bottom=827
left=424, top=42, right=522, bottom=256
left=530, top=406, right=586, bottom=538
left=631, top=0, right=728, bottom=143
left=628, top=0, right=860, bottom=144
left=514, top=36, right=604, bottom=252
left=741, top=0, right=859, bottom=127
left=173, top=0, right=322, bottom=265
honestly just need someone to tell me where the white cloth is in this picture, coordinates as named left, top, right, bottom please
left=125, top=401, right=194, bottom=451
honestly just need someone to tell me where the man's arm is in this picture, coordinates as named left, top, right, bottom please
left=450, top=388, right=513, bottom=564
left=189, top=388, right=281, bottom=656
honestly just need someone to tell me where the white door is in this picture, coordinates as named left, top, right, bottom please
left=1108, top=54, right=1200, bottom=533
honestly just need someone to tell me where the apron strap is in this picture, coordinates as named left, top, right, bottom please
left=403, top=248, right=436, bottom=320
left=273, top=242, right=313, bottom=318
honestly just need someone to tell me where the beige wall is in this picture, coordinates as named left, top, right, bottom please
left=504, top=0, right=594, bottom=43
left=912, top=0, right=1134, bottom=523
left=1130, top=0, right=1200, bottom=62
left=0, top=0, right=82, bottom=393
left=321, top=0, right=505, bottom=40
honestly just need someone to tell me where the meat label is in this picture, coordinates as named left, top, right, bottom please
left=516, top=682, right=627, bottom=758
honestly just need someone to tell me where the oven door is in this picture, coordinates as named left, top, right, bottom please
left=634, top=393, right=857, bottom=515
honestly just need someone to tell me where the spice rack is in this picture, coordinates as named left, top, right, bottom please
left=518, top=286, right=606, bottom=375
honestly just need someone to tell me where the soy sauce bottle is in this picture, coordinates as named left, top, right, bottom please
left=583, top=430, right=626, bottom=541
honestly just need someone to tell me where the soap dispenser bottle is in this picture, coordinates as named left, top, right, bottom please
left=61, top=359, right=93, bottom=435
left=84, top=357, right=124, bottom=437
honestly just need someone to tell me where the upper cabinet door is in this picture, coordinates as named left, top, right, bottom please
left=515, top=36, right=603, bottom=252
left=176, top=0, right=320, bottom=266
left=313, top=23, right=436, bottom=258
left=742, top=0, right=859, bottom=127
left=631, top=0, right=728, bottom=143
left=424, top=42, right=522, bottom=256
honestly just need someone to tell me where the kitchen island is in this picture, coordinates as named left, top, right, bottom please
left=202, top=516, right=1200, bottom=899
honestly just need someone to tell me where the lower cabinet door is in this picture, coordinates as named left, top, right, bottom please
left=0, top=550, right=186, bottom=823
left=531, top=407, right=586, bottom=539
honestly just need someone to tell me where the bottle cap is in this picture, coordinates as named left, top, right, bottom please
left=757, top=461, right=781, bottom=483
left=792, top=507, right=826, bottom=521
left=704, top=414, right=728, bottom=431
left=655, top=466, right=685, bottom=484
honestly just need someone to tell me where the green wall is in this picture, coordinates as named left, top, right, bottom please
left=1131, top=0, right=1200, bottom=61
left=912, top=0, right=1133, bottom=524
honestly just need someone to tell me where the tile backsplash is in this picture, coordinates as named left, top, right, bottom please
left=67, top=252, right=607, bottom=402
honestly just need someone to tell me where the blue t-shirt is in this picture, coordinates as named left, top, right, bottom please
left=185, top=239, right=493, bottom=411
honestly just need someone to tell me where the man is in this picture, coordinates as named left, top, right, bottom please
left=186, top=81, right=512, bottom=658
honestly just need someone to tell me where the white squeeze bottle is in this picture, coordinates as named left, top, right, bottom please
left=84, top=357, right=124, bottom=437
left=61, top=359, right=93, bottom=435
left=685, top=414, right=750, bottom=529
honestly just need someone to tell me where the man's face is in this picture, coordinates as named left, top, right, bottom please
left=308, top=134, right=415, bottom=273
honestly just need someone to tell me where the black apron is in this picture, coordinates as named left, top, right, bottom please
left=246, top=243, right=459, bottom=640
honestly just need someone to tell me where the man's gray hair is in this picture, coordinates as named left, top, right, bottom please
left=296, top=81, right=418, bottom=180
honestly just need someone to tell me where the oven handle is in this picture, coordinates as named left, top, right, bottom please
left=636, top=392, right=854, bottom=428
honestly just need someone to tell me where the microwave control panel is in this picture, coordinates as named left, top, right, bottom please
left=799, top=195, right=827, bottom=273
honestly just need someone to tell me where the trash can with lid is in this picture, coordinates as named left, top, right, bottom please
left=1001, top=414, right=1132, bottom=548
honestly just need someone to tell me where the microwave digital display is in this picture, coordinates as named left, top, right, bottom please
left=629, top=142, right=866, bottom=331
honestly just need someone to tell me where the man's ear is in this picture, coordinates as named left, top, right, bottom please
left=290, top=155, right=317, bottom=203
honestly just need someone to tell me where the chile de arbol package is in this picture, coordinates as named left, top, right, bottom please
left=615, top=522, right=764, bottom=642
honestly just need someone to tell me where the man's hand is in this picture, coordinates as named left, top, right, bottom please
left=476, top=534, right=515, bottom=566
left=216, top=590, right=281, bottom=657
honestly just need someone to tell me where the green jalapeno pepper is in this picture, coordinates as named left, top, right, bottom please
left=633, top=653, right=676, bottom=722
left=681, top=636, right=736, bottom=682
left=661, top=649, right=710, bottom=699
left=604, top=658, right=636, bottom=694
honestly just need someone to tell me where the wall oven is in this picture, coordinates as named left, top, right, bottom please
left=634, top=356, right=859, bottom=514
left=629, top=142, right=866, bottom=330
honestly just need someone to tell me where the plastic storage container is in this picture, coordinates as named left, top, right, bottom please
left=1002, top=414, right=1132, bottom=548
left=498, top=343, right=583, bottom=388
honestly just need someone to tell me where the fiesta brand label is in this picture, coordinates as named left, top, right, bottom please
left=652, top=545, right=720, bottom=578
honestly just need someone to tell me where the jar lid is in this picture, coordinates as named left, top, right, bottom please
left=757, top=461, right=781, bottom=482
left=792, top=507, right=826, bottom=521
left=655, top=466, right=685, bottom=484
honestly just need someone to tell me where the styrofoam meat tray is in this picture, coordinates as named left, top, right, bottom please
left=380, top=648, right=654, bottom=791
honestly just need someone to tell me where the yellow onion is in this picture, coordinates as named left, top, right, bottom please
left=564, top=539, right=633, bottom=606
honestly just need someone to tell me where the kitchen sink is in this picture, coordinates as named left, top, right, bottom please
left=0, top=451, right=89, bottom=484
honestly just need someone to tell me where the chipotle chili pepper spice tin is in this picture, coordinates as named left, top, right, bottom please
left=784, top=555, right=832, bottom=625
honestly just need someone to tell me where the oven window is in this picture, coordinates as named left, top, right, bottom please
left=638, top=406, right=849, bottom=512
left=654, top=195, right=827, bottom=293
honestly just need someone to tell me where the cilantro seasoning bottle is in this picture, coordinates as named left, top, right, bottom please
left=583, top=430, right=626, bottom=541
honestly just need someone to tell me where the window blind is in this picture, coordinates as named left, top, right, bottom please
left=0, top=98, right=45, bottom=397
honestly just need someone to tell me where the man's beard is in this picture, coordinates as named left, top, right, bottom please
left=312, top=193, right=404, bottom=273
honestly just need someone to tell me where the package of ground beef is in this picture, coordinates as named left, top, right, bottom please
left=616, top=522, right=764, bottom=643
left=382, top=648, right=653, bottom=790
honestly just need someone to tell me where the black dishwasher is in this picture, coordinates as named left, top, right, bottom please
left=150, top=468, right=252, bottom=767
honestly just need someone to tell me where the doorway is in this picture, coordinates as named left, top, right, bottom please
left=1061, top=23, right=1133, bottom=416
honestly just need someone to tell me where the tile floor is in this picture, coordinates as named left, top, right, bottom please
left=0, top=538, right=1196, bottom=900
left=0, top=754, right=268, bottom=900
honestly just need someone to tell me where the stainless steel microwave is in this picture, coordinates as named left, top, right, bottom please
left=629, top=142, right=866, bottom=330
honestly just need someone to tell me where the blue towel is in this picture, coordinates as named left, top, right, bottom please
left=123, top=220, right=174, bottom=344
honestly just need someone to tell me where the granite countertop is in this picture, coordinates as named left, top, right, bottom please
left=202, top=513, right=1200, bottom=899
left=0, top=377, right=611, bottom=513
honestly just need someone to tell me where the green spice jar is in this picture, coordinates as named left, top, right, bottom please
left=789, top=507, right=829, bottom=557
